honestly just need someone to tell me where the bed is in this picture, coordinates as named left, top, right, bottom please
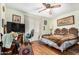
left=41, top=28, right=78, bottom=52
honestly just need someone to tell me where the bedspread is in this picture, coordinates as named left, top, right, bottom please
left=42, top=34, right=77, bottom=46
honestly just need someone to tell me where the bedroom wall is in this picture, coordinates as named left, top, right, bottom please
left=0, top=4, right=1, bottom=42
left=0, top=4, right=52, bottom=41
left=0, top=3, right=6, bottom=34
left=25, top=13, right=52, bottom=41
left=2, top=5, right=52, bottom=41
left=51, top=10, right=79, bottom=34
left=5, top=8, right=25, bottom=24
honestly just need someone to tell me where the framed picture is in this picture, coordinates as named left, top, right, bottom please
left=4, top=25, right=7, bottom=34
left=2, top=6, right=5, bottom=12
left=44, top=20, right=47, bottom=25
left=43, top=26, right=45, bottom=30
left=57, top=16, right=74, bottom=26
left=2, top=18, right=4, bottom=27
left=12, top=14, right=21, bottom=23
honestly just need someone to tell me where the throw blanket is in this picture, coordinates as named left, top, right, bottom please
left=42, top=34, right=77, bottom=46
left=2, top=33, right=14, bottom=48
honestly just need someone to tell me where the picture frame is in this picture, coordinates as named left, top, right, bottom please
left=57, top=15, right=74, bottom=26
left=44, top=20, right=47, bottom=25
left=2, top=18, right=4, bottom=27
left=4, top=25, right=7, bottom=34
left=43, top=26, right=45, bottom=30
left=12, top=14, right=21, bottom=23
left=2, top=6, right=5, bottom=12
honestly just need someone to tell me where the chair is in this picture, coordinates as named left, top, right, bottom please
left=1, top=43, right=15, bottom=55
left=25, top=29, right=34, bottom=42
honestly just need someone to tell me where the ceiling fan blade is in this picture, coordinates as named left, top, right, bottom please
left=39, top=8, right=47, bottom=13
left=42, top=3, right=50, bottom=8
left=42, top=3, right=47, bottom=7
left=50, top=5, right=61, bottom=8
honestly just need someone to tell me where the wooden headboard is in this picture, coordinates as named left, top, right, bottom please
left=54, top=27, right=78, bottom=36
left=69, top=27, right=78, bottom=37
left=54, top=28, right=61, bottom=35
left=61, top=28, right=68, bottom=35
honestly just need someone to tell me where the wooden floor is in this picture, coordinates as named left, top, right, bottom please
left=31, top=41, right=61, bottom=55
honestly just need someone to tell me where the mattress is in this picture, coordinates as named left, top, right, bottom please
left=41, top=38, right=77, bottom=52
left=42, top=34, right=77, bottom=46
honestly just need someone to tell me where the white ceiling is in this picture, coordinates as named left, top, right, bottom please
left=6, top=3, right=79, bottom=18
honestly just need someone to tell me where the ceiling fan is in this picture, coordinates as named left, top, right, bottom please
left=38, top=3, right=61, bottom=15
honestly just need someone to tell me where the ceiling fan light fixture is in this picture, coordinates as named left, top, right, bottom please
left=38, top=3, right=61, bottom=15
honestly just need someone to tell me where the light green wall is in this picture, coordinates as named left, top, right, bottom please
left=50, top=10, right=79, bottom=34
left=25, top=12, right=52, bottom=41
left=4, top=6, right=52, bottom=36
left=0, top=4, right=52, bottom=35
left=0, top=3, right=1, bottom=14
left=5, top=8, right=25, bottom=24
left=0, top=4, right=2, bottom=27
left=42, top=19, right=52, bottom=34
